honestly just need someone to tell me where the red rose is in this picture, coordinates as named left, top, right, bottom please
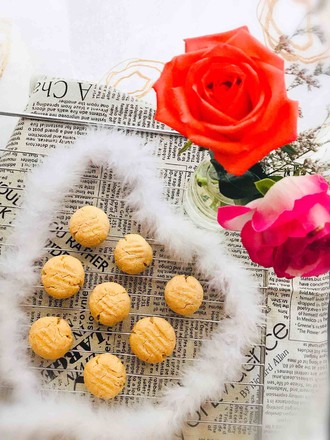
left=153, top=27, right=299, bottom=175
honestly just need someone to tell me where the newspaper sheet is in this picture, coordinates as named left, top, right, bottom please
left=0, top=77, right=328, bottom=440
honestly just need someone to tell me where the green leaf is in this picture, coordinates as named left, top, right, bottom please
left=254, top=178, right=277, bottom=195
left=178, top=140, right=193, bottom=154
left=209, top=154, right=267, bottom=200
left=282, top=144, right=297, bottom=156
left=269, top=175, right=283, bottom=182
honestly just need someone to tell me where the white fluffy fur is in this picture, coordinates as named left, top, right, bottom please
left=0, top=130, right=263, bottom=439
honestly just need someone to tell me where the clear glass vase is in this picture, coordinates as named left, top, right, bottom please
left=183, top=159, right=237, bottom=230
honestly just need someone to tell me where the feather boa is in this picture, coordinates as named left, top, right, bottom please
left=0, top=130, right=263, bottom=439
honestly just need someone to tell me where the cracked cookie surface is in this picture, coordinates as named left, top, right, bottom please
left=41, top=255, right=85, bottom=299
left=84, top=353, right=126, bottom=399
left=129, top=317, right=176, bottom=363
left=29, top=316, right=73, bottom=360
left=69, top=205, right=110, bottom=247
left=114, top=234, right=153, bottom=274
left=89, top=282, right=131, bottom=326
left=165, top=275, right=203, bottom=316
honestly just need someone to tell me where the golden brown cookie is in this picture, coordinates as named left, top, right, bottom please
left=84, top=354, right=126, bottom=399
left=165, top=275, right=203, bottom=316
left=29, top=316, right=73, bottom=360
left=114, top=234, right=153, bottom=274
left=130, top=317, right=176, bottom=363
left=89, top=282, right=131, bottom=326
left=69, top=205, right=110, bottom=247
left=41, top=255, right=85, bottom=299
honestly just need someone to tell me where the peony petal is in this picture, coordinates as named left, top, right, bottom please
left=302, top=247, right=330, bottom=277
left=254, top=198, right=330, bottom=248
left=240, top=222, right=275, bottom=267
left=273, top=238, right=319, bottom=278
left=271, top=243, right=297, bottom=278
left=272, top=226, right=330, bottom=278
left=217, top=205, right=254, bottom=230
left=184, top=26, right=249, bottom=52
left=261, top=220, right=299, bottom=247
left=302, top=260, right=330, bottom=277
left=251, top=175, right=329, bottom=231
left=278, top=197, right=330, bottom=234
left=302, top=228, right=330, bottom=277
left=286, top=238, right=319, bottom=270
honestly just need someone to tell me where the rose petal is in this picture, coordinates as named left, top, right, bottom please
left=184, top=26, right=249, bottom=52
left=198, top=58, right=264, bottom=124
left=191, top=59, right=265, bottom=137
left=154, top=27, right=299, bottom=176
left=211, top=102, right=296, bottom=174
left=227, top=28, right=284, bottom=70
left=199, top=64, right=252, bottom=119
left=154, top=53, right=244, bottom=138
left=155, top=43, right=283, bottom=162
left=171, top=87, right=231, bottom=141
left=171, top=50, right=207, bottom=85
left=185, top=58, right=239, bottom=124
left=208, top=59, right=298, bottom=174
left=190, top=77, right=298, bottom=174
left=203, top=62, right=252, bottom=120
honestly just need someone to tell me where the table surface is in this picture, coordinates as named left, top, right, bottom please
left=0, top=0, right=329, bottom=150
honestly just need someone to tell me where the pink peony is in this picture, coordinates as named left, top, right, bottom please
left=217, top=174, right=330, bottom=278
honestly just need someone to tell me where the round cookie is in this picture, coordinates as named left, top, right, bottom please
left=29, top=316, right=73, bottom=360
left=114, top=234, right=153, bottom=274
left=69, top=205, right=110, bottom=247
left=130, top=317, right=176, bottom=363
left=41, top=255, right=85, bottom=299
left=84, top=354, right=126, bottom=399
left=89, top=282, right=131, bottom=326
left=165, top=275, right=203, bottom=316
